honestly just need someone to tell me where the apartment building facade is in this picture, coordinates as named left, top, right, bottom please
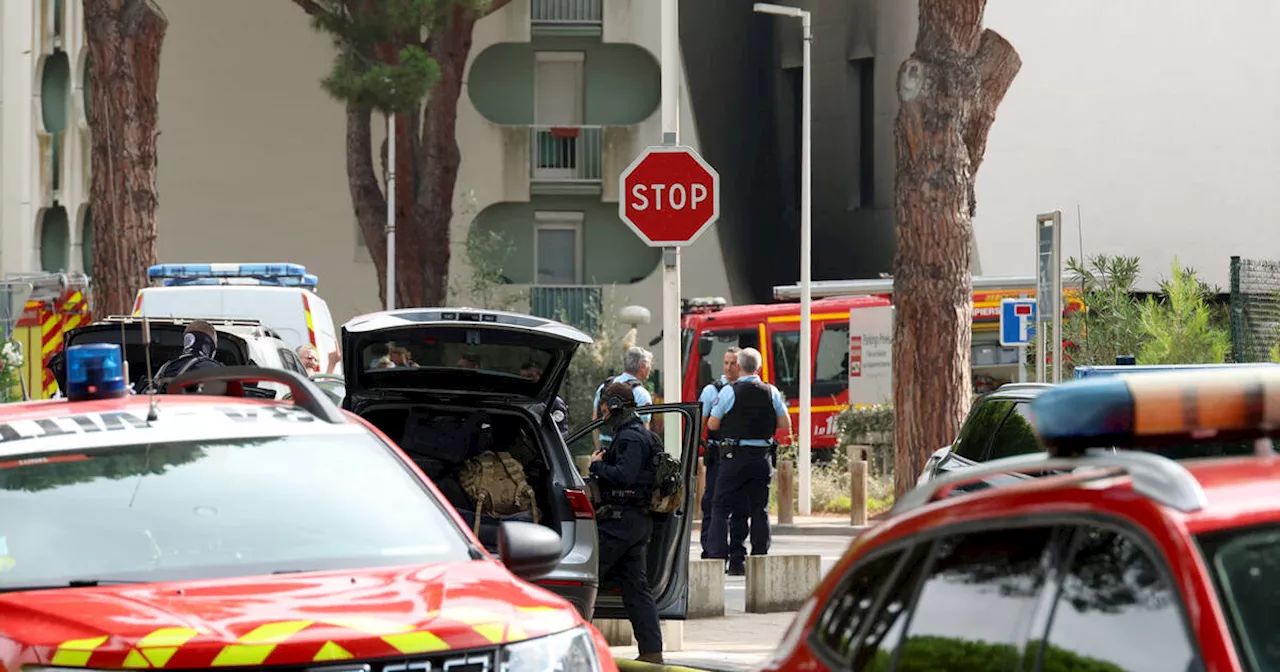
left=1, top=0, right=92, bottom=279
left=0, top=0, right=731, bottom=361
left=692, top=0, right=1280, bottom=300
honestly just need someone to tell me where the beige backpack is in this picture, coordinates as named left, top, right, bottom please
left=457, top=451, right=540, bottom=534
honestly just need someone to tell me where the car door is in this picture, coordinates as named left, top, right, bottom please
left=564, top=402, right=703, bottom=619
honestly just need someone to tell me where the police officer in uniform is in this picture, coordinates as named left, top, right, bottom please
left=704, top=347, right=791, bottom=575
left=588, top=382, right=664, bottom=663
left=699, top=346, right=740, bottom=558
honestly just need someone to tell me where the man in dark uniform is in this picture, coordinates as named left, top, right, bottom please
left=704, top=347, right=791, bottom=576
left=699, top=346, right=740, bottom=558
left=147, top=321, right=224, bottom=393
left=589, top=381, right=664, bottom=664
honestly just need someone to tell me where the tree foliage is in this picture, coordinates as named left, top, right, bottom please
left=1061, top=254, right=1145, bottom=371
left=304, top=0, right=442, bottom=113
left=1137, top=259, right=1231, bottom=365
left=294, top=0, right=512, bottom=309
left=1048, top=254, right=1231, bottom=373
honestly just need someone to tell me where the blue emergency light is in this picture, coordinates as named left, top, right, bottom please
left=65, top=343, right=127, bottom=401
left=161, top=274, right=319, bottom=288
left=148, top=263, right=308, bottom=279
left=148, top=263, right=314, bottom=288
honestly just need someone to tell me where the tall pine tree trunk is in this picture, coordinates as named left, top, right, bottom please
left=413, top=4, right=478, bottom=308
left=892, top=0, right=1020, bottom=496
left=83, top=0, right=167, bottom=316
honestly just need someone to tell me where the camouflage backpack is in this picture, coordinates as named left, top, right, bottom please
left=645, top=430, right=684, bottom=515
left=457, top=451, right=540, bottom=529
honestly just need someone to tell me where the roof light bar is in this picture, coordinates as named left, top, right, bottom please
left=160, top=274, right=319, bottom=288
left=148, top=263, right=308, bottom=280
left=1032, top=368, right=1280, bottom=454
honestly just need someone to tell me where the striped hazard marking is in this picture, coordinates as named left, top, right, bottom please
left=46, top=608, right=575, bottom=668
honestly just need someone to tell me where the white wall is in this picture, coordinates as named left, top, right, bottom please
left=976, top=0, right=1280, bottom=290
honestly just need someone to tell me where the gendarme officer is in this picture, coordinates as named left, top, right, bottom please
left=698, top=346, right=740, bottom=559
left=588, top=381, right=664, bottom=664
left=704, top=347, right=792, bottom=575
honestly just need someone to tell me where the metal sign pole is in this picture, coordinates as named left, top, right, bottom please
left=1050, top=212, right=1063, bottom=383
left=660, top=0, right=682, bottom=455
left=386, top=112, right=397, bottom=311
left=1035, top=212, right=1061, bottom=383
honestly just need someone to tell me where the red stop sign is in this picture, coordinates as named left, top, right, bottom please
left=618, top=146, right=720, bottom=247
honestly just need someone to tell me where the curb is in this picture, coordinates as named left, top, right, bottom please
left=691, top=520, right=867, bottom=538
left=615, top=661, right=715, bottom=672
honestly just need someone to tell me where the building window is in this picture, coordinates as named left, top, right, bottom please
left=850, top=57, right=875, bottom=209
left=40, top=206, right=71, bottom=272
left=534, top=212, right=583, bottom=285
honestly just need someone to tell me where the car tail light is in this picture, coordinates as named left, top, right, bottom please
left=564, top=489, right=595, bottom=519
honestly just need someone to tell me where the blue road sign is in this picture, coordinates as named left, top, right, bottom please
left=1000, top=298, right=1037, bottom=347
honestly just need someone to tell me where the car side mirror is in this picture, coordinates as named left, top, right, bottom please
left=497, top=521, right=562, bottom=581
left=697, top=336, right=714, bottom=358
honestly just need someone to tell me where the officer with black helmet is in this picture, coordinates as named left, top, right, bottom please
left=704, top=347, right=791, bottom=576
left=588, top=381, right=664, bottom=664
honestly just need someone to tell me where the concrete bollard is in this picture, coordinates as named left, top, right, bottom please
left=592, top=618, right=633, bottom=647
left=776, top=460, right=795, bottom=525
left=745, top=554, right=822, bottom=614
left=849, top=445, right=869, bottom=526
left=686, top=559, right=726, bottom=618
left=662, top=620, right=684, bottom=652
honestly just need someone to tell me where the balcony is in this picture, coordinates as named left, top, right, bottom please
left=530, top=285, right=603, bottom=333
left=530, top=125, right=603, bottom=196
left=531, top=0, right=602, bottom=36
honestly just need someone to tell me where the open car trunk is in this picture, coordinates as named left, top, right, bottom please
left=362, top=403, right=563, bottom=551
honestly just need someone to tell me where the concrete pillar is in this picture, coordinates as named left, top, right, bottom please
left=687, top=558, right=725, bottom=618
left=745, top=554, right=822, bottom=614
left=591, top=618, right=633, bottom=647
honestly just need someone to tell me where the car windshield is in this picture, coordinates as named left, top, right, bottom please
left=0, top=433, right=472, bottom=590
left=1199, top=523, right=1280, bottom=672
left=358, top=327, right=556, bottom=382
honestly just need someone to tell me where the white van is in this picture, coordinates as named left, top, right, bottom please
left=133, top=263, right=339, bottom=368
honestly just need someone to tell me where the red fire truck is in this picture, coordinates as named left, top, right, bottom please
left=677, top=279, right=1083, bottom=455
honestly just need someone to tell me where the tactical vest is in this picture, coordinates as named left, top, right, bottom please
left=597, top=420, right=656, bottom=507
left=719, top=379, right=777, bottom=442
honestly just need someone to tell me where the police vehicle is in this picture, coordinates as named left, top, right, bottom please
left=134, top=263, right=339, bottom=369
left=56, top=315, right=307, bottom=398
left=0, top=344, right=618, bottom=671
left=341, top=307, right=704, bottom=622
left=761, top=368, right=1280, bottom=672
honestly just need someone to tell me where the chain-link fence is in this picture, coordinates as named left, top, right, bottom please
left=1229, top=256, right=1280, bottom=362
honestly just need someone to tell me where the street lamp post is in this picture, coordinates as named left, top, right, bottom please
left=754, top=2, right=812, bottom=515
left=386, top=112, right=397, bottom=311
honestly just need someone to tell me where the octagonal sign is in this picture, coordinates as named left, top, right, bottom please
left=618, top=145, right=720, bottom=247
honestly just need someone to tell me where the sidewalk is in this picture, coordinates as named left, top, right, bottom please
left=609, top=612, right=796, bottom=671
left=691, top=513, right=871, bottom=537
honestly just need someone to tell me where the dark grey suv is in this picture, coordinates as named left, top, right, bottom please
left=916, top=383, right=1052, bottom=485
